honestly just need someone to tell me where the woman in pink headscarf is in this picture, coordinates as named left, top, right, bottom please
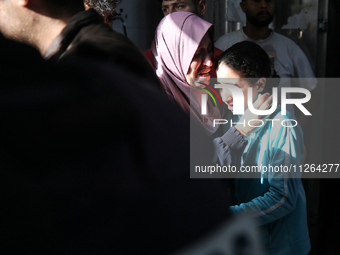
left=151, top=11, right=272, bottom=145
left=151, top=12, right=222, bottom=135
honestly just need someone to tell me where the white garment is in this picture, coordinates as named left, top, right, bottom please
left=215, top=29, right=317, bottom=114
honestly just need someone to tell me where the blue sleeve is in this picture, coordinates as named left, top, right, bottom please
left=229, top=117, right=305, bottom=226
left=213, top=127, right=248, bottom=167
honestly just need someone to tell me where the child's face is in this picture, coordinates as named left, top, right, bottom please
left=216, top=63, right=261, bottom=112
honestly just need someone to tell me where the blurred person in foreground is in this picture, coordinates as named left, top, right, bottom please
left=0, top=32, right=238, bottom=254
left=0, top=0, right=162, bottom=90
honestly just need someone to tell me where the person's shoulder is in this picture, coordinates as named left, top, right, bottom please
left=215, top=30, right=243, bottom=41
left=215, top=30, right=244, bottom=50
left=64, top=23, right=163, bottom=89
left=217, top=29, right=242, bottom=39
left=267, top=109, right=302, bottom=137
left=0, top=34, right=46, bottom=83
left=270, top=108, right=298, bottom=122
left=272, top=32, right=302, bottom=50
left=78, top=22, right=131, bottom=45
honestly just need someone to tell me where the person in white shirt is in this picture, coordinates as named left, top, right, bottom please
left=215, top=0, right=318, bottom=121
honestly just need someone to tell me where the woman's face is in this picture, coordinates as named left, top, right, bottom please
left=186, top=32, right=213, bottom=87
left=216, top=63, right=262, bottom=112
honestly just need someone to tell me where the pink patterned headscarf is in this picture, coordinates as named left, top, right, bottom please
left=151, top=12, right=222, bottom=135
